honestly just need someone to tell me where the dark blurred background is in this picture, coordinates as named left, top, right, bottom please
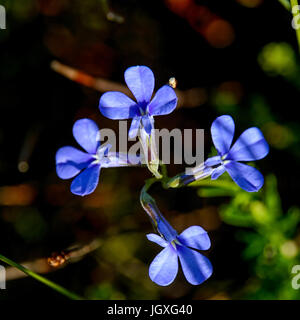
left=0, top=0, right=300, bottom=300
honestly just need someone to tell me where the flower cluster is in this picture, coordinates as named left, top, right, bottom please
left=55, top=65, right=269, bottom=287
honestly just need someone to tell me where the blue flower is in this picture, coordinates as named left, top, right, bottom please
left=147, top=225, right=212, bottom=286
left=56, top=118, right=140, bottom=196
left=99, top=65, right=178, bottom=138
left=205, top=115, right=269, bottom=192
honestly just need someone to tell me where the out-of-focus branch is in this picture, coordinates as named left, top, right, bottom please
left=0, top=253, right=82, bottom=300
left=51, top=60, right=131, bottom=95
left=51, top=60, right=207, bottom=108
left=5, top=239, right=102, bottom=281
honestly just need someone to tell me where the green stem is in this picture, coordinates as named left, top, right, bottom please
left=188, top=178, right=239, bottom=191
left=291, top=0, right=300, bottom=51
left=0, top=253, right=83, bottom=300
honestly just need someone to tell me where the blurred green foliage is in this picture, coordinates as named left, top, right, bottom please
left=258, top=42, right=298, bottom=79
left=192, top=174, right=300, bottom=299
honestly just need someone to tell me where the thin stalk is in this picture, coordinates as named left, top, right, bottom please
left=140, top=179, right=178, bottom=241
left=0, top=253, right=83, bottom=300
left=188, top=178, right=239, bottom=191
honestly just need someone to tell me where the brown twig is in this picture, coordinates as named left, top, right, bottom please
left=5, top=239, right=102, bottom=281
left=51, top=60, right=207, bottom=108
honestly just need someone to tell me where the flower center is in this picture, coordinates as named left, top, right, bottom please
left=139, top=107, right=146, bottom=116
left=220, top=154, right=230, bottom=165
left=92, top=144, right=111, bottom=165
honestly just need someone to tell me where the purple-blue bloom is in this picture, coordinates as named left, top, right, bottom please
left=147, top=224, right=212, bottom=286
left=141, top=189, right=212, bottom=286
left=99, top=66, right=178, bottom=138
left=56, top=118, right=139, bottom=196
left=204, top=115, right=269, bottom=192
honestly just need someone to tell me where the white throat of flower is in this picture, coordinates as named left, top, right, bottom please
left=220, top=154, right=230, bottom=166
left=92, top=143, right=112, bottom=166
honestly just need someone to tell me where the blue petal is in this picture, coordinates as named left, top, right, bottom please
left=141, top=115, right=153, bottom=135
left=56, top=146, right=93, bottom=179
left=178, top=226, right=211, bottom=251
left=211, top=165, right=226, bottom=180
left=211, top=115, right=235, bottom=156
left=226, top=127, right=269, bottom=161
left=124, top=66, right=154, bottom=105
left=99, top=92, right=140, bottom=120
left=148, top=85, right=178, bottom=116
left=149, top=245, right=178, bottom=286
left=204, top=155, right=222, bottom=167
left=146, top=233, right=168, bottom=248
left=129, top=116, right=141, bottom=139
left=177, top=245, right=213, bottom=285
left=224, top=161, right=264, bottom=192
left=70, top=164, right=101, bottom=196
left=73, top=119, right=100, bottom=154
